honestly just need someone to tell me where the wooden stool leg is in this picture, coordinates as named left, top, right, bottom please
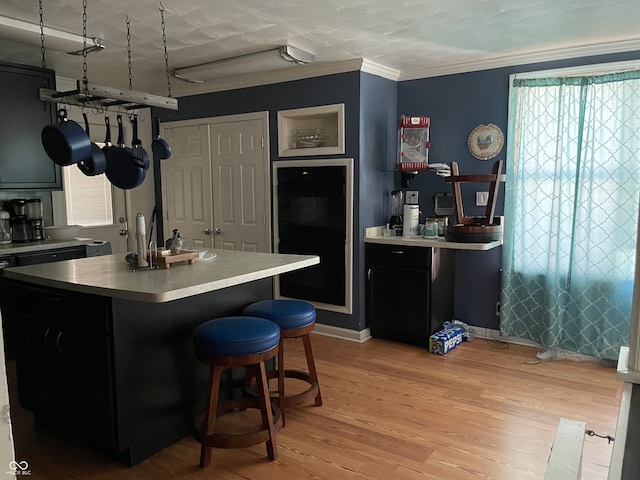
left=302, top=334, right=323, bottom=406
left=255, top=361, right=278, bottom=460
left=200, top=366, right=222, bottom=468
left=277, top=337, right=286, bottom=427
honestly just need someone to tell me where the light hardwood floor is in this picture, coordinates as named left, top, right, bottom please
left=8, top=334, right=622, bottom=479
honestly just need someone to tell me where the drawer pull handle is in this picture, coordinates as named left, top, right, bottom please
left=44, top=328, right=52, bottom=349
left=390, top=250, right=404, bottom=254
left=367, top=268, right=371, bottom=282
left=56, top=332, right=63, bottom=353
left=44, top=296, right=61, bottom=302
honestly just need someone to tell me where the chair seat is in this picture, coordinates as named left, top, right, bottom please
left=243, top=300, right=316, bottom=330
left=193, top=316, right=280, bottom=358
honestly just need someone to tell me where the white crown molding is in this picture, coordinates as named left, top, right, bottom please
left=360, top=59, right=401, bottom=81
left=169, top=37, right=640, bottom=97
left=399, top=37, right=640, bottom=80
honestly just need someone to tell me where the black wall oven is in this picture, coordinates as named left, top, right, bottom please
left=274, top=160, right=352, bottom=312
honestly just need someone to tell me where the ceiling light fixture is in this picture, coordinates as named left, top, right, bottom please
left=0, top=15, right=104, bottom=55
left=172, top=45, right=315, bottom=84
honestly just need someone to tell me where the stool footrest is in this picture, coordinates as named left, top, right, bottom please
left=246, top=369, right=321, bottom=407
left=197, top=398, right=282, bottom=449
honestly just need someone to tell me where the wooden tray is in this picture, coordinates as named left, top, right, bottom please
left=152, top=251, right=198, bottom=269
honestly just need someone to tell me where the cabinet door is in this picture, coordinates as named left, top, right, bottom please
left=367, top=265, right=431, bottom=346
left=0, top=62, right=61, bottom=189
left=59, top=327, right=116, bottom=449
left=14, top=317, right=61, bottom=420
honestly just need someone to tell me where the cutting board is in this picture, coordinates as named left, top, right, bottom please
left=152, top=251, right=198, bottom=269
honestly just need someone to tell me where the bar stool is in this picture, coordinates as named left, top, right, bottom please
left=193, top=316, right=282, bottom=469
left=243, top=299, right=323, bottom=426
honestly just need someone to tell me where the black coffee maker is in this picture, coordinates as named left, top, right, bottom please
left=26, top=199, right=44, bottom=240
left=389, top=190, right=404, bottom=235
left=10, top=199, right=31, bottom=242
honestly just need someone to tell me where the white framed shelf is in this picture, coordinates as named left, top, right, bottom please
left=277, top=103, right=345, bottom=157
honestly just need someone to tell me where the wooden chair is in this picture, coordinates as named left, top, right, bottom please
left=444, top=159, right=505, bottom=242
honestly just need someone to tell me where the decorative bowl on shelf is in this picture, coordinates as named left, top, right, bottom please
left=45, top=225, right=82, bottom=240
left=293, top=128, right=326, bottom=148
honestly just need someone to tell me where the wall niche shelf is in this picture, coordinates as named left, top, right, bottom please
left=277, top=103, right=345, bottom=157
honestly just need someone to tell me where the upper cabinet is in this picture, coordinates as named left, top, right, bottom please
left=277, top=103, right=345, bottom=157
left=0, top=62, right=61, bottom=189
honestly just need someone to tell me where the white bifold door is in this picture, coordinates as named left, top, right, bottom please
left=160, top=112, right=271, bottom=253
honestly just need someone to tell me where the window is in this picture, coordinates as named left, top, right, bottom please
left=62, top=163, right=113, bottom=226
left=501, top=62, right=640, bottom=360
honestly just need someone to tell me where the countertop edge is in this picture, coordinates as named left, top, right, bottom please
left=4, top=254, right=320, bottom=303
left=364, top=225, right=502, bottom=251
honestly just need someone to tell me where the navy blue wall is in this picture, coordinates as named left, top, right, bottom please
left=398, top=50, right=640, bottom=330
left=357, top=72, right=398, bottom=329
left=156, top=72, right=369, bottom=331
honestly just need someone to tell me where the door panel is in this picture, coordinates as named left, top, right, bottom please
left=162, top=124, right=213, bottom=250
left=211, top=119, right=267, bottom=252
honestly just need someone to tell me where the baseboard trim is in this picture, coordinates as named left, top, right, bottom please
left=470, top=327, right=541, bottom=348
left=313, top=324, right=371, bottom=343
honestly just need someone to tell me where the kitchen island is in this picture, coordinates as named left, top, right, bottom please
left=2, top=250, right=318, bottom=466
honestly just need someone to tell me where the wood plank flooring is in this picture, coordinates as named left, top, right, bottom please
left=8, top=334, right=622, bottom=479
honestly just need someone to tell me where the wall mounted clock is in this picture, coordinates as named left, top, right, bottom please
left=468, top=123, right=504, bottom=160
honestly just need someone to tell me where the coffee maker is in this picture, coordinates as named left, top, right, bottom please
left=26, top=199, right=44, bottom=240
left=389, top=190, right=404, bottom=235
left=10, top=199, right=31, bottom=242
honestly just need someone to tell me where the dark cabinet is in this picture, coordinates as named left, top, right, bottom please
left=0, top=62, right=61, bottom=189
left=11, top=283, right=116, bottom=449
left=14, top=245, right=86, bottom=266
left=365, top=243, right=454, bottom=347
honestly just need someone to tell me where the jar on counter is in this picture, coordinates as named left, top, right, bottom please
left=423, top=219, right=439, bottom=238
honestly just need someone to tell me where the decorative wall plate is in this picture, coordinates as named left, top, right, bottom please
left=468, top=123, right=504, bottom=160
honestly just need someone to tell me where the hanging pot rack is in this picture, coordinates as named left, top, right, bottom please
left=37, top=2, right=178, bottom=112
left=39, top=80, right=177, bottom=111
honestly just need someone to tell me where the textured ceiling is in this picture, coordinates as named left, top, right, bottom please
left=1, top=0, right=640, bottom=97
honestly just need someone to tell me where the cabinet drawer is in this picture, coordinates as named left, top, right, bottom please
left=366, top=244, right=431, bottom=270
left=15, top=246, right=86, bottom=266
left=9, top=282, right=111, bottom=333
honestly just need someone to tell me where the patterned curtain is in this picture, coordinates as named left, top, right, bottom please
left=501, top=70, right=640, bottom=360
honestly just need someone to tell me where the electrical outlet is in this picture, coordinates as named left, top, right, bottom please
left=406, top=190, right=419, bottom=204
left=476, top=191, right=489, bottom=206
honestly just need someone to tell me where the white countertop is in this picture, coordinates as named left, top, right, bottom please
left=3, top=249, right=319, bottom=303
left=364, top=226, right=502, bottom=251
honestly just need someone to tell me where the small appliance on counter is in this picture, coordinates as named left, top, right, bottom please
left=389, top=190, right=404, bottom=236
left=10, top=199, right=31, bottom=243
left=0, top=208, right=10, bottom=244
left=402, top=190, right=420, bottom=237
left=26, top=199, right=44, bottom=241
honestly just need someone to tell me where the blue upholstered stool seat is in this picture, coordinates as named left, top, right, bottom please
left=243, top=299, right=316, bottom=330
left=242, top=299, right=322, bottom=427
left=193, top=316, right=280, bottom=358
